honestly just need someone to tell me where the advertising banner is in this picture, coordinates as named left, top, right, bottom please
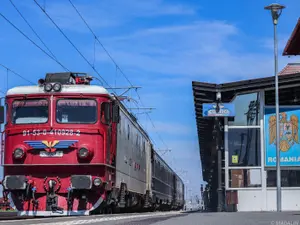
left=264, top=107, right=300, bottom=166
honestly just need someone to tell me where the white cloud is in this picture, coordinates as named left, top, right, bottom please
left=27, top=0, right=297, bottom=85
left=94, top=20, right=296, bottom=84
left=93, top=20, right=298, bottom=85
left=31, top=0, right=197, bottom=32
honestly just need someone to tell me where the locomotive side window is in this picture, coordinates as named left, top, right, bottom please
left=12, top=99, right=48, bottom=124
left=112, top=103, right=119, bottom=123
left=100, top=102, right=111, bottom=125
left=136, top=133, right=138, bottom=146
left=56, top=99, right=97, bottom=124
left=4, top=103, right=8, bottom=126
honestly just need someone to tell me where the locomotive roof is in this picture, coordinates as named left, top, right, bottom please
left=6, top=85, right=111, bottom=96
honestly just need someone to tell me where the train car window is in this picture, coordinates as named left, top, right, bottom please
left=142, top=141, right=145, bottom=157
left=56, top=99, right=97, bottom=124
left=12, top=99, right=48, bottom=124
left=112, top=103, right=120, bottom=123
left=120, top=114, right=124, bottom=134
left=124, top=120, right=127, bottom=137
left=128, top=124, right=130, bottom=140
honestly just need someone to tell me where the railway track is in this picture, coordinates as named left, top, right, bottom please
left=0, top=210, right=187, bottom=220
left=0, top=211, right=34, bottom=220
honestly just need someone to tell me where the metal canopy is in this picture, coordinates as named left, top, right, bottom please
left=192, top=72, right=300, bottom=182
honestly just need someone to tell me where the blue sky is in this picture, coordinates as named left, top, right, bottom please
left=0, top=0, right=299, bottom=199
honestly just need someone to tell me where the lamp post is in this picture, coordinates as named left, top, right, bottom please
left=215, top=91, right=223, bottom=212
left=264, top=3, right=285, bottom=212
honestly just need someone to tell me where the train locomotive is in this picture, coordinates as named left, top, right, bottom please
left=0, top=72, right=184, bottom=216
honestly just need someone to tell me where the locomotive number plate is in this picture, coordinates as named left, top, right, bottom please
left=40, top=151, right=63, bottom=157
left=23, top=129, right=81, bottom=136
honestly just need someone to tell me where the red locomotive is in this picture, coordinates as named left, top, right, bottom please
left=0, top=72, right=184, bottom=216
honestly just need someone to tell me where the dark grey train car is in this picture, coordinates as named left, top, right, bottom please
left=175, top=174, right=185, bottom=208
left=151, top=149, right=173, bottom=207
left=151, top=148, right=184, bottom=210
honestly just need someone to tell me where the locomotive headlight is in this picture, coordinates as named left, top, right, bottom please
left=44, top=83, right=52, bottom=92
left=53, top=83, right=62, bottom=92
left=13, top=148, right=25, bottom=159
left=93, top=178, right=102, bottom=187
left=78, top=148, right=89, bottom=158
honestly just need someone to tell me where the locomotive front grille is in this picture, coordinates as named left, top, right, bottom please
left=71, top=175, right=92, bottom=189
left=3, top=175, right=26, bottom=190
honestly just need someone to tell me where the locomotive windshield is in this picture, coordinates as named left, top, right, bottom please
left=56, top=99, right=97, bottom=124
left=12, top=99, right=48, bottom=124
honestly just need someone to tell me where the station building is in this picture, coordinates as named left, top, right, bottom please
left=193, top=18, right=300, bottom=212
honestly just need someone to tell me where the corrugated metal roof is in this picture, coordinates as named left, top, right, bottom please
left=278, top=63, right=300, bottom=76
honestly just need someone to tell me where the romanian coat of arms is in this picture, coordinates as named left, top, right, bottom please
left=269, top=112, right=299, bottom=152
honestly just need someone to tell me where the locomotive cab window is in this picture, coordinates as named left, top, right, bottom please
left=12, top=99, right=48, bottom=124
left=100, top=102, right=111, bottom=124
left=56, top=99, right=97, bottom=124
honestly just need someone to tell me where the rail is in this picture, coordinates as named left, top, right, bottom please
left=0, top=211, right=18, bottom=220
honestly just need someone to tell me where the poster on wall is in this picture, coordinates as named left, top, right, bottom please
left=264, top=107, right=300, bottom=167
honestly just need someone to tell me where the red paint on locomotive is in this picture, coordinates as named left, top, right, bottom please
left=0, top=72, right=185, bottom=216
left=0, top=73, right=118, bottom=216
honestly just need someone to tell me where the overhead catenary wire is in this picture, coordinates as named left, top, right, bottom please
left=68, top=0, right=170, bottom=151
left=134, top=90, right=169, bottom=150
left=32, top=0, right=134, bottom=111
left=0, top=63, right=34, bottom=85
left=9, top=0, right=59, bottom=62
left=1, top=0, right=169, bottom=152
left=67, top=0, right=134, bottom=87
left=33, top=0, right=110, bottom=87
left=0, top=12, right=69, bottom=72
left=0, top=0, right=169, bottom=154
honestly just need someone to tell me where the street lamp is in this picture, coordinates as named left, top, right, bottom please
left=264, top=3, right=285, bottom=212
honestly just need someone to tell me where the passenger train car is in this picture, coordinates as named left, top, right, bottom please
left=152, top=151, right=184, bottom=210
left=0, top=72, right=184, bottom=216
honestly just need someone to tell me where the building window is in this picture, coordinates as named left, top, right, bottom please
left=267, top=170, right=300, bottom=187
left=229, top=169, right=261, bottom=188
left=228, top=128, right=261, bottom=167
left=265, top=87, right=300, bottom=106
left=228, top=92, right=260, bottom=126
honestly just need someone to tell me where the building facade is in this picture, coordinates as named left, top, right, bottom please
left=193, top=18, right=300, bottom=212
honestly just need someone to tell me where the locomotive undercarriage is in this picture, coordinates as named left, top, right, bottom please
left=2, top=180, right=180, bottom=216
left=92, top=184, right=153, bottom=215
left=2, top=174, right=180, bottom=216
left=1, top=173, right=107, bottom=216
